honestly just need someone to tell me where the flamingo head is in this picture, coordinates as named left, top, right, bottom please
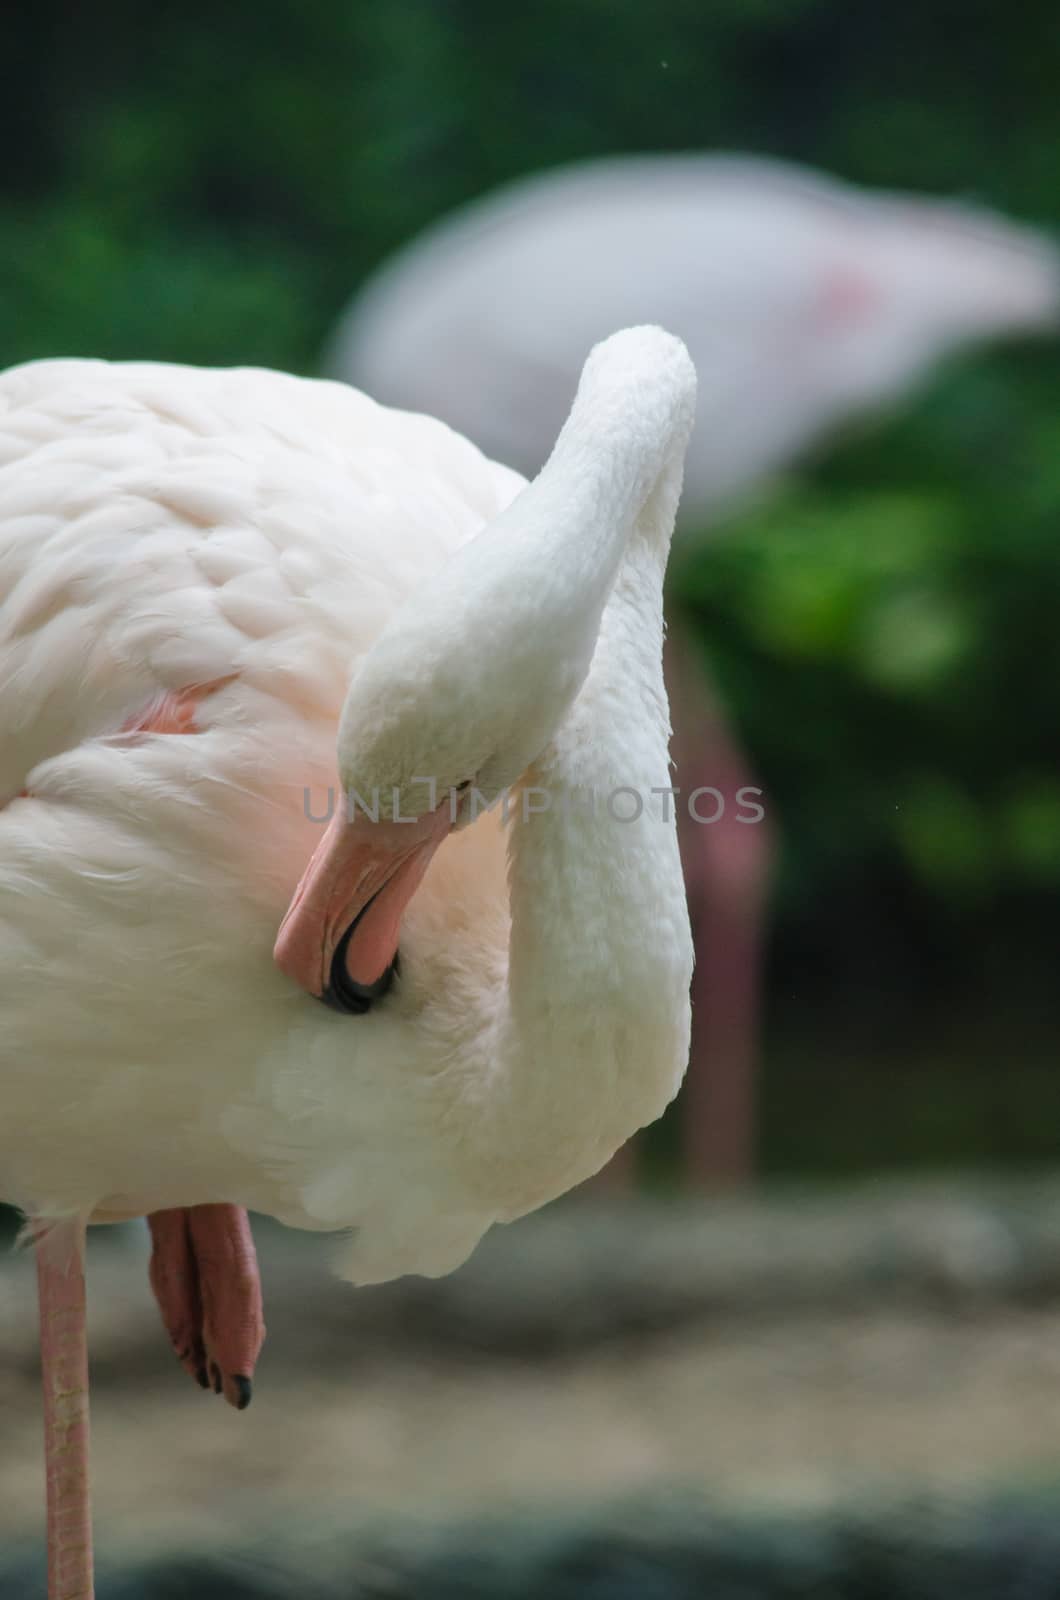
left=273, top=455, right=600, bottom=1013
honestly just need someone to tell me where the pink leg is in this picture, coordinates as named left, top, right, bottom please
left=666, top=621, right=774, bottom=1187
left=680, top=752, right=771, bottom=1185
left=588, top=616, right=774, bottom=1195
left=35, top=1218, right=94, bottom=1600
left=584, top=1136, right=638, bottom=1194
left=148, top=1204, right=264, bottom=1410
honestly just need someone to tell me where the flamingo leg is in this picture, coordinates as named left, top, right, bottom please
left=148, top=1204, right=264, bottom=1410
left=589, top=616, right=774, bottom=1194
left=35, top=1217, right=94, bottom=1600
left=666, top=620, right=774, bottom=1187
left=584, top=1136, right=638, bottom=1193
left=679, top=745, right=771, bottom=1185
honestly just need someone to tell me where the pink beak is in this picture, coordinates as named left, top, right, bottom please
left=274, top=799, right=452, bottom=1011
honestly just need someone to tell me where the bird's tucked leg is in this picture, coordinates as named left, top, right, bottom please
left=147, top=1205, right=264, bottom=1411
left=35, top=1216, right=94, bottom=1600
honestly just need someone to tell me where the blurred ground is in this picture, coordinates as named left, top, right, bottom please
left=5, top=1178, right=1060, bottom=1564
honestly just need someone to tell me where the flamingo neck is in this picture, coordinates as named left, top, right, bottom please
left=487, top=476, right=693, bottom=1212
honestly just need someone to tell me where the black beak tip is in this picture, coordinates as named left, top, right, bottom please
left=319, top=921, right=399, bottom=1016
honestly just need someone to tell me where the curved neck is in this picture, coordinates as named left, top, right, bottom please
left=354, top=329, right=699, bottom=1214
left=486, top=445, right=695, bottom=1212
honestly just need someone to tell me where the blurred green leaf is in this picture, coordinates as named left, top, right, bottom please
left=893, top=778, right=994, bottom=897
left=1001, top=782, right=1060, bottom=884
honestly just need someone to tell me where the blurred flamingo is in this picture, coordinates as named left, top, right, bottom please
left=329, top=153, right=1060, bottom=1185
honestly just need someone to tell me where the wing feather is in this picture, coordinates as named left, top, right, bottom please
left=0, top=359, right=522, bottom=803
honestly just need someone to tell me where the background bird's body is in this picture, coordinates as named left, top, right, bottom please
left=0, top=357, right=686, bottom=1285
left=332, top=154, right=1059, bottom=518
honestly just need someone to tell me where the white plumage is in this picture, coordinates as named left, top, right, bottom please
left=0, top=331, right=695, bottom=1285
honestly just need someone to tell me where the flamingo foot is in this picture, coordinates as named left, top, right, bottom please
left=147, top=1205, right=264, bottom=1411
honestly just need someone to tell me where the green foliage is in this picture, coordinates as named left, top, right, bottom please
left=674, top=353, right=1060, bottom=914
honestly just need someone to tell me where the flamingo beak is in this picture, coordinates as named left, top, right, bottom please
left=274, top=800, right=453, bottom=1012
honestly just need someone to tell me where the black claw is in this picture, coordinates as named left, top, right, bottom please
left=231, top=1375, right=253, bottom=1411
left=210, top=1363, right=222, bottom=1395
left=195, top=1366, right=209, bottom=1390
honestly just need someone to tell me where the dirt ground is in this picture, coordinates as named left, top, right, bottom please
left=4, top=1184, right=1060, bottom=1558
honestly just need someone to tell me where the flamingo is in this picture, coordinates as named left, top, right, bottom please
left=328, top=153, right=1060, bottom=1183
left=0, top=326, right=696, bottom=1599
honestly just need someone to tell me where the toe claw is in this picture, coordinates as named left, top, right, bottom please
left=229, top=1375, right=253, bottom=1411
left=150, top=1205, right=265, bottom=1412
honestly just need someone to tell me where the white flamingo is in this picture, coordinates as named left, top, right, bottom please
left=0, top=326, right=696, bottom=1598
left=329, top=153, right=1060, bottom=1182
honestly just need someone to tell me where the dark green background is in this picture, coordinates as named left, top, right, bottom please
left=4, top=0, right=1058, bottom=1174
